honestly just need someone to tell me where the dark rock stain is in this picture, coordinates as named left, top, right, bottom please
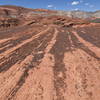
left=6, top=28, right=54, bottom=99
left=0, top=30, right=53, bottom=73
left=69, top=29, right=100, bottom=60
left=50, top=28, right=71, bottom=100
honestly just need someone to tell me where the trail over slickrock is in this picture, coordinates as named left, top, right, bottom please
left=0, top=5, right=100, bottom=100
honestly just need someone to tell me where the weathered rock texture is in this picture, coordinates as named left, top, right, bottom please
left=0, top=5, right=100, bottom=100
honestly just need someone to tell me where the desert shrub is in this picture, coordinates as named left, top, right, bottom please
left=91, top=18, right=100, bottom=23
left=53, top=21, right=64, bottom=25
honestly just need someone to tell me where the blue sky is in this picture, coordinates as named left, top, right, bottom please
left=0, top=0, right=100, bottom=11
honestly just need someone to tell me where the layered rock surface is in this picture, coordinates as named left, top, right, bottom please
left=0, top=5, right=100, bottom=100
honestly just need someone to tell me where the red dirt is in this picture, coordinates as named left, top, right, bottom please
left=0, top=6, right=100, bottom=100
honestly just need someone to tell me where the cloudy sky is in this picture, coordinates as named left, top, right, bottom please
left=0, top=0, right=100, bottom=11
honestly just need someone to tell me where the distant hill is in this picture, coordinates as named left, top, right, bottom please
left=56, top=10, right=100, bottom=18
left=0, top=5, right=100, bottom=19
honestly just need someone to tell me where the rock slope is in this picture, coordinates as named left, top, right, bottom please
left=0, top=5, right=100, bottom=100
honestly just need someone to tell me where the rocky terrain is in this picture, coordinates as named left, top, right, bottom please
left=56, top=10, right=100, bottom=18
left=0, top=5, right=100, bottom=100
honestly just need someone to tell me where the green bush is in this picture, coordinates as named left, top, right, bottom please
left=91, top=18, right=100, bottom=23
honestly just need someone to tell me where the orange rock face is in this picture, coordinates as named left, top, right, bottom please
left=0, top=5, right=100, bottom=100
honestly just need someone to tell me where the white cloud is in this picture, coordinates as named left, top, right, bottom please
left=71, top=1, right=80, bottom=5
left=74, top=8, right=79, bottom=11
left=90, top=5, right=94, bottom=8
left=84, top=3, right=94, bottom=8
left=47, top=4, right=57, bottom=9
left=47, top=5, right=53, bottom=8
left=85, top=3, right=89, bottom=6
